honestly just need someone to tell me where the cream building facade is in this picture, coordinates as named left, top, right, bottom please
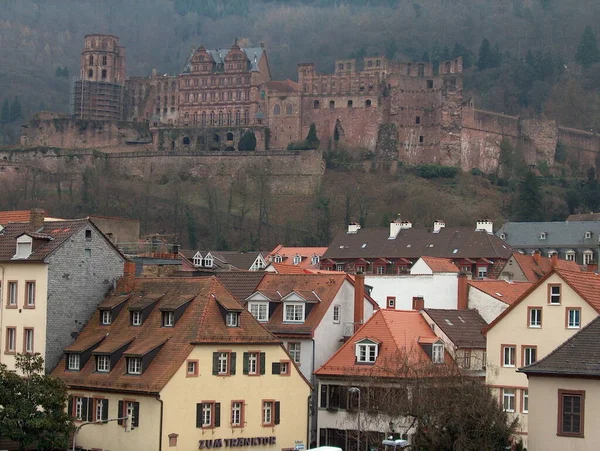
left=484, top=269, right=600, bottom=447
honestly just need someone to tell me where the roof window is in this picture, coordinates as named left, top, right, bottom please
left=14, top=234, right=33, bottom=259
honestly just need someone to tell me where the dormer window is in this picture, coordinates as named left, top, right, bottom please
left=585, top=231, right=592, bottom=239
left=284, top=303, right=305, bottom=322
left=101, top=311, right=112, bottom=325
left=163, top=311, right=174, bottom=327
left=14, top=235, right=33, bottom=259
left=226, top=312, right=239, bottom=327
left=131, top=311, right=142, bottom=326
left=127, top=357, right=142, bottom=375
left=355, top=339, right=378, bottom=364
left=293, top=254, right=302, bottom=265
left=274, top=255, right=283, bottom=264
left=311, top=255, right=320, bottom=265
left=539, top=232, right=547, bottom=240
left=249, top=302, right=269, bottom=322
left=432, top=343, right=444, bottom=363
left=96, top=355, right=110, bottom=372
left=193, top=252, right=203, bottom=267
left=68, top=353, right=80, bottom=371
left=500, top=233, right=507, bottom=240
left=203, top=254, right=214, bottom=268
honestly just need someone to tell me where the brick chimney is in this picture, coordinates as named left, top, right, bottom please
left=532, top=251, right=541, bottom=264
left=412, top=296, right=425, bottom=311
left=551, top=253, right=558, bottom=267
left=457, top=272, right=468, bottom=310
left=354, top=273, right=365, bottom=326
left=122, top=261, right=136, bottom=292
left=29, top=208, right=45, bottom=230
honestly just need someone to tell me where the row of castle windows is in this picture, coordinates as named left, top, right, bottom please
left=183, top=76, right=250, bottom=88
left=192, top=62, right=246, bottom=72
left=272, top=104, right=293, bottom=116
left=85, top=39, right=112, bottom=50
left=313, top=99, right=372, bottom=109
left=183, top=111, right=250, bottom=126
left=88, top=69, right=107, bottom=79
left=184, top=91, right=250, bottom=103
left=88, top=55, right=109, bottom=66
left=155, top=96, right=176, bottom=106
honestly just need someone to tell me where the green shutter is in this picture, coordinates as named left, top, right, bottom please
left=102, top=399, right=109, bottom=421
left=212, top=352, right=219, bottom=375
left=132, top=402, right=140, bottom=428
left=230, top=352, right=236, bottom=375
left=243, top=352, right=249, bottom=375
left=196, top=403, right=202, bottom=428
left=118, top=400, right=124, bottom=425
left=272, top=362, right=281, bottom=375
left=260, top=352, right=266, bottom=375
left=87, top=397, right=94, bottom=422
left=81, top=397, right=88, bottom=421
left=214, top=403, right=221, bottom=427
left=274, top=401, right=280, bottom=425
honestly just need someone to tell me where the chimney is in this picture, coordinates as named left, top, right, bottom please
left=389, top=215, right=406, bottom=239
left=29, top=208, right=45, bottom=230
left=354, top=273, right=365, bottom=326
left=152, top=68, right=157, bottom=77
left=347, top=222, right=361, bottom=234
left=532, top=250, right=541, bottom=264
left=551, top=253, right=558, bottom=267
left=475, top=219, right=493, bottom=234
left=457, top=272, right=468, bottom=310
left=412, top=296, right=424, bottom=311
left=122, top=261, right=136, bottom=292
left=433, top=220, right=445, bottom=233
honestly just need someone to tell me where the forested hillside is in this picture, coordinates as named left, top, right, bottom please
left=1, top=0, right=600, bottom=142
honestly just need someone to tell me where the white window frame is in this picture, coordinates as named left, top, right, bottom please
left=280, top=361, right=289, bottom=375
left=293, top=255, right=302, bottom=265
left=95, top=399, right=105, bottom=422
left=231, top=402, right=242, bottom=426
left=284, top=303, right=305, bottom=322
left=226, top=312, right=239, bottom=327
left=376, top=265, right=386, bottom=275
left=522, top=389, right=529, bottom=413
left=529, top=308, right=542, bottom=328
left=584, top=251, right=594, bottom=265
left=6, top=328, right=16, bottom=352
left=218, top=352, right=229, bottom=375
left=75, top=396, right=84, bottom=421
left=26, top=282, right=35, bottom=307
left=568, top=309, right=581, bottom=328
left=248, top=352, right=258, bottom=375
left=502, top=388, right=515, bottom=412
left=503, top=345, right=515, bottom=367
left=14, top=235, right=33, bottom=259
left=202, top=403, right=212, bottom=427
left=24, top=328, right=34, bottom=353
left=336, top=264, right=344, bottom=272
left=311, top=255, right=320, bottom=265
left=203, top=255, right=214, bottom=268
left=333, top=305, right=341, bottom=324
left=101, top=310, right=111, bottom=325
left=128, top=357, right=142, bottom=375
left=193, top=253, right=203, bottom=267
left=163, top=311, right=174, bottom=327
left=357, top=343, right=378, bottom=363
left=524, top=347, right=537, bottom=366
left=585, top=231, right=592, bottom=239
left=539, top=232, right=547, bottom=240
left=477, top=266, right=488, bottom=278
left=288, top=342, right=301, bottom=364
left=187, top=360, right=197, bottom=375
left=549, top=285, right=561, bottom=305
left=68, top=353, right=80, bottom=371
left=262, top=401, right=273, bottom=425
left=432, top=343, right=444, bottom=363
left=132, top=311, right=142, bottom=326
left=565, top=251, right=576, bottom=261
left=96, top=355, right=110, bottom=372
left=249, top=302, right=269, bottom=322
left=8, top=282, right=17, bottom=306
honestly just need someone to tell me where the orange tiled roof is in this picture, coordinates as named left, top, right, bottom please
left=316, top=309, right=453, bottom=378
left=269, top=263, right=310, bottom=274
left=512, top=252, right=580, bottom=282
left=420, top=256, right=459, bottom=273
left=52, top=277, right=279, bottom=393
left=267, top=245, right=328, bottom=269
left=0, top=210, right=35, bottom=225
left=264, top=79, right=300, bottom=93
left=468, top=279, right=533, bottom=305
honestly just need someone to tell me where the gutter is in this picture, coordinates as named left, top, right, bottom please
left=156, top=394, right=164, bottom=451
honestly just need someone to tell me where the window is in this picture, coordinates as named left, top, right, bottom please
left=567, top=308, right=581, bottom=329
left=187, top=360, right=199, bottom=377
left=313, top=100, right=320, bottom=109
left=432, top=343, right=444, bottom=363
left=247, top=352, right=260, bottom=375
left=131, top=311, right=142, bottom=326
left=127, top=357, right=142, bottom=375
left=462, top=350, right=471, bottom=369
left=386, top=297, right=396, bottom=309
left=101, top=310, right=111, bottom=325
left=347, top=100, right=353, bottom=108
left=540, top=232, right=547, bottom=240
left=357, top=343, right=378, bottom=363
left=585, top=231, right=592, bottom=239
left=522, top=389, right=529, bottom=414
left=231, top=401, right=244, bottom=427
left=274, top=255, right=283, bottom=263
left=286, top=104, right=293, bottom=115
left=101, top=69, right=107, bottom=79
left=548, top=284, right=561, bottom=304
left=583, top=251, right=594, bottom=265
left=203, top=255, right=214, bottom=268
left=336, top=264, right=344, bottom=272
left=273, top=104, right=281, bottom=116
left=25, top=282, right=35, bottom=307
left=426, top=79, right=434, bottom=89
left=566, top=251, right=576, bottom=261
left=88, top=69, right=93, bottom=78
left=68, top=354, right=80, bottom=371
left=329, top=100, right=335, bottom=109
left=293, top=254, right=302, bottom=265
left=333, top=305, right=341, bottom=324
left=163, top=311, right=174, bottom=327
left=279, top=361, right=290, bottom=376
left=74, top=396, right=86, bottom=421
left=376, top=265, right=386, bottom=275
left=502, top=388, right=515, bottom=412
left=96, top=355, right=110, bottom=372
left=502, top=345, right=516, bottom=367
left=288, top=342, right=301, bottom=364
left=84, top=248, right=92, bottom=258
left=249, top=302, right=268, bottom=322
left=262, top=401, right=279, bottom=426
left=23, top=328, right=34, bottom=353
left=311, top=255, right=320, bottom=265
left=416, top=116, right=421, bottom=124
left=213, top=351, right=236, bottom=376
left=89, top=55, right=94, bottom=65
left=197, top=402, right=220, bottom=428
left=523, top=346, right=537, bottom=366
left=284, top=303, right=304, bottom=322
left=7, top=281, right=17, bottom=307
left=528, top=307, right=542, bottom=328
left=5, top=327, right=16, bottom=353
left=226, top=312, right=239, bottom=327
left=120, top=400, right=140, bottom=429
left=558, top=390, right=584, bottom=437
left=365, top=99, right=372, bottom=107
left=419, top=135, right=424, bottom=143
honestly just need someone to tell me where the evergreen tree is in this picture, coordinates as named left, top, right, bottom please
left=238, top=130, right=257, bottom=151
left=9, top=96, right=23, bottom=122
left=440, top=45, right=450, bottom=61
left=517, top=171, right=544, bottom=221
left=421, top=51, right=430, bottom=62
left=306, top=123, right=319, bottom=148
left=575, top=26, right=600, bottom=68
left=477, top=38, right=494, bottom=70
left=0, top=99, right=10, bottom=124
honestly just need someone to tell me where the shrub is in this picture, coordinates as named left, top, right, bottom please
left=415, top=164, right=459, bottom=179
left=470, top=167, right=483, bottom=176
left=238, top=130, right=257, bottom=151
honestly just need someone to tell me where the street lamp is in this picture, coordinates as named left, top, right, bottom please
left=348, top=387, right=361, bottom=451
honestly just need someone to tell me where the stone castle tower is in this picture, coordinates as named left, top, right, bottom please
left=71, top=34, right=126, bottom=120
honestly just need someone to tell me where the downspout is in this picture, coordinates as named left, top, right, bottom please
left=310, top=337, right=316, bottom=448
left=156, top=394, right=164, bottom=451
left=0, top=264, right=4, bottom=356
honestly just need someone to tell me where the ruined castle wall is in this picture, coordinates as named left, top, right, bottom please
left=558, top=127, right=600, bottom=171
left=266, top=93, right=303, bottom=149
left=519, top=118, right=558, bottom=165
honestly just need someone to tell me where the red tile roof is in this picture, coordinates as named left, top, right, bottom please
left=267, top=245, right=328, bottom=269
left=315, top=310, right=454, bottom=378
left=468, top=280, right=533, bottom=305
left=0, top=210, right=36, bottom=225
left=420, top=256, right=459, bottom=273
left=512, top=252, right=581, bottom=282
left=264, top=79, right=300, bottom=93
left=52, top=277, right=279, bottom=393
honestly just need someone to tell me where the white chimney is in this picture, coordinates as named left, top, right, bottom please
left=347, top=223, right=361, bottom=234
left=433, top=220, right=445, bottom=233
left=476, top=219, right=493, bottom=234
left=400, top=221, right=412, bottom=230
left=389, top=220, right=402, bottom=239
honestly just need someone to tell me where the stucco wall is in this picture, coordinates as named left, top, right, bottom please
left=467, top=287, right=509, bottom=324
left=528, top=376, right=600, bottom=451
left=46, top=225, right=124, bottom=372
left=365, top=274, right=458, bottom=310
left=0, top=263, right=48, bottom=372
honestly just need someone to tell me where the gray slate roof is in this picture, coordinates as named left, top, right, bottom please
left=423, top=309, right=487, bottom=349
left=496, top=221, right=600, bottom=249
left=323, top=226, right=512, bottom=260
left=520, top=315, right=600, bottom=377
left=182, top=47, right=264, bottom=74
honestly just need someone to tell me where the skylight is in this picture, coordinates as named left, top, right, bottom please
left=453, top=249, right=459, bottom=254
left=361, top=243, right=367, bottom=248
left=495, top=292, right=504, bottom=297
left=444, top=319, right=454, bottom=326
